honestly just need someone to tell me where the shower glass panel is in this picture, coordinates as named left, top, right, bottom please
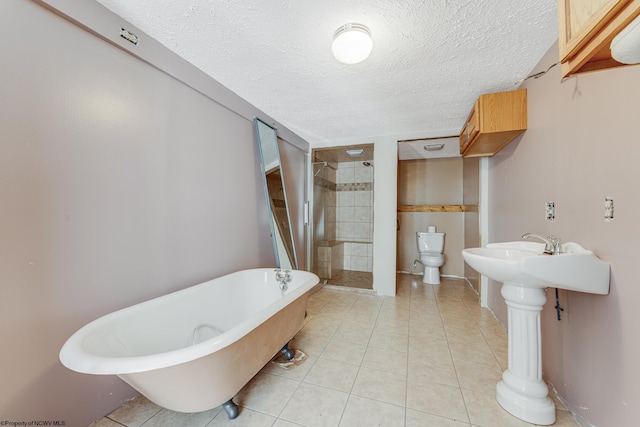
left=311, top=146, right=373, bottom=290
left=311, top=162, right=332, bottom=281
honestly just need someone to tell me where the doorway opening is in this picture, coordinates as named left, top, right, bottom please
left=310, top=144, right=374, bottom=290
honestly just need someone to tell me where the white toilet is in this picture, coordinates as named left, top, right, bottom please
left=416, top=226, right=445, bottom=284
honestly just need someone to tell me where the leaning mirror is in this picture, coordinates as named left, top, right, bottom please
left=254, top=118, right=298, bottom=270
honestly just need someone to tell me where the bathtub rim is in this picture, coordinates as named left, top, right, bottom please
left=59, top=268, right=319, bottom=375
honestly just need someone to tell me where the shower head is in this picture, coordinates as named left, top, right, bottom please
left=313, top=161, right=328, bottom=177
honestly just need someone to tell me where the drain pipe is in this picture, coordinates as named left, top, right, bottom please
left=554, top=288, right=564, bottom=320
left=410, top=259, right=476, bottom=290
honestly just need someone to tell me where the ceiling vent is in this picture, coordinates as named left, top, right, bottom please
left=398, top=136, right=460, bottom=160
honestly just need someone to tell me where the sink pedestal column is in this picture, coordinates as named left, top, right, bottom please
left=498, top=283, right=555, bottom=425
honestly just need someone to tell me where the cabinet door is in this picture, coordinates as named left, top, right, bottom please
left=559, top=0, right=627, bottom=61
left=459, top=101, right=479, bottom=155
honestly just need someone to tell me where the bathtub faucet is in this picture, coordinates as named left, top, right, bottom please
left=275, top=269, right=292, bottom=292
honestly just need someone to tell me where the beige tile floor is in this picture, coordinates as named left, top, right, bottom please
left=326, top=270, right=372, bottom=290
left=91, top=275, right=579, bottom=427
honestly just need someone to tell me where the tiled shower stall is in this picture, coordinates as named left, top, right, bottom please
left=312, top=160, right=373, bottom=281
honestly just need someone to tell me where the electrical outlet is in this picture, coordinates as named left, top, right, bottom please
left=604, top=197, right=614, bottom=222
left=545, top=201, right=555, bottom=221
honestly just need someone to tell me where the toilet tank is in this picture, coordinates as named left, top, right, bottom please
left=416, top=232, right=445, bottom=253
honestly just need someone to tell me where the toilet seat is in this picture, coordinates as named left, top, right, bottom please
left=416, top=228, right=445, bottom=284
left=420, top=251, right=441, bottom=257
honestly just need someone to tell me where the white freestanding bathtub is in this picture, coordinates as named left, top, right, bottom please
left=60, top=268, right=319, bottom=419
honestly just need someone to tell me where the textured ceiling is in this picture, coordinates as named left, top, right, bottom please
left=95, top=0, right=558, bottom=144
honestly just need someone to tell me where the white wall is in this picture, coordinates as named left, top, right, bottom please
left=0, top=1, right=307, bottom=425
left=487, top=42, right=640, bottom=426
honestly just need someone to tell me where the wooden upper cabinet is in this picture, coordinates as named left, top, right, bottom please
left=459, top=89, right=527, bottom=158
left=559, top=0, right=640, bottom=77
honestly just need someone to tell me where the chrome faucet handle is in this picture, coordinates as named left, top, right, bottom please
left=274, top=269, right=293, bottom=283
left=275, top=269, right=291, bottom=292
left=522, top=233, right=563, bottom=255
left=548, top=236, right=563, bottom=255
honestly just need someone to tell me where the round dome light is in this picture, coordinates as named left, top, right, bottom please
left=331, top=23, right=373, bottom=64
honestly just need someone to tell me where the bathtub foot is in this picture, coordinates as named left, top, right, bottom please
left=281, top=343, right=295, bottom=360
left=222, top=398, right=239, bottom=419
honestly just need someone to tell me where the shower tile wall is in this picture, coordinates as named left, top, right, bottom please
left=313, top=160, right=374, bottom=279
left=336, top=161, right=373, bottom=272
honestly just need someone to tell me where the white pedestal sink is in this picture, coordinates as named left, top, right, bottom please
left=462, top=241, right=610, bottom=425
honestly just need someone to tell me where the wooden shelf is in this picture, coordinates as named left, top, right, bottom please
left=397, top=204, right=478, bottom=213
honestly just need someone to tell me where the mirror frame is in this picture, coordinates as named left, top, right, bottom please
left=254, top=118, right=298, bottom=270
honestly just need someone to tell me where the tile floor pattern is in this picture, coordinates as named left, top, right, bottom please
left=325, top=270, right=373, bottom=290
left=91, top=275, right=579, bottom=427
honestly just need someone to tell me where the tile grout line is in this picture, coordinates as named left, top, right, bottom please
left=104, top=416, right=127, bottom=426
left=433, top=280, right=474, bottom=426
left=325, top=293, right=353, bottom=427
left=318, top=291, right=359, bottom=427
left=272, top=292, right=330, bottom=426
left=293, top=288, right=358, bottom=427
left=337, top=292, right=382, bottom=426
left=451, top=279, right=479, bottom=427
left=404, top=278, right=413, bottom=427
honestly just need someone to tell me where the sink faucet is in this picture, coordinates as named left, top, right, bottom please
left=522, top=233, right=563, bottom=255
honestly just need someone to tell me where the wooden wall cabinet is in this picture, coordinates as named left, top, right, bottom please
left=559, top=0, right=640, bottom=77
left=459, top=89, right=527, bottom=158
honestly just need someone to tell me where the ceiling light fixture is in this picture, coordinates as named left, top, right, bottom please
left=424, top=143, right=445, bottom=151
left=331, top=23, right=373, bottom=64
left=346, top=148, right=365, bottom=157
left=611, top=14, right=640, bottom=64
